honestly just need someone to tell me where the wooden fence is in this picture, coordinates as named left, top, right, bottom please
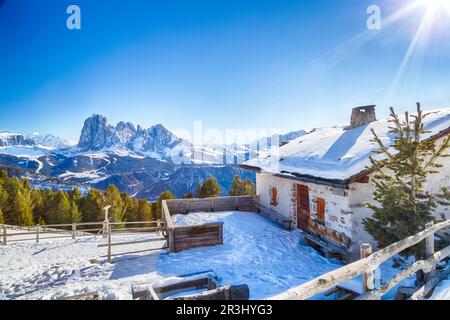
left=269, top=220, right=450, bottom=300
left=2, top=196, right=260, bottom=259
left=165, top=195, right=260, bottom=215
left=1, top=220, right=168, bottom=263
left=0, top=221, right=105, bottom=244
left=98, top=220, right=168, bottom=263
left=162, top=196, right=259, bottom=252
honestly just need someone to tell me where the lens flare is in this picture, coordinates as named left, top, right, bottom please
left=417, top=0, right=450, bottom=14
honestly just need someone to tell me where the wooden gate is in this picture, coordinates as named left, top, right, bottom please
left=296, top=184, right=310, bottom=231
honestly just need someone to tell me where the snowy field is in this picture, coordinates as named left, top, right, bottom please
left=0, top=211, right=448, bottom=300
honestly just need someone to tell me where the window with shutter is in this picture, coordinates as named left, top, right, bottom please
left=316, top=197, right=325, bottom=223
left=270, top=187, right=278, bottom=206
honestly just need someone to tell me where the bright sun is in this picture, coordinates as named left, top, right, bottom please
left=417, top=0, right=450, bottom=12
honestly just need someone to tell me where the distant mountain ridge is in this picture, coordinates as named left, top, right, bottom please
left=0, top=114, right=306, bottom=200
left=74, top=114, right=306, bottom=164
left=0, top=132, right=72, bottom=149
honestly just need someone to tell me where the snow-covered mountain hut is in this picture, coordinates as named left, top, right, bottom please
left=242, top=106, right=450, bottom=260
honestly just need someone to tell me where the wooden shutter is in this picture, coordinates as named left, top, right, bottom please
left=271, top=187, right=278, bottom=206
left=317, top=197, right=325, bottom=222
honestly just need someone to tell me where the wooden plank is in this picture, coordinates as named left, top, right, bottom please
left=169, top=228, right=175, bottom=252
left=219, top=223, right=223, bottom=244
left=174, top=228, right=221, bottom=237
left=155, top=278, right=211, bottom=294
left=173, top=222, right=223, bottom=231
left=409, top=267, right=450, bottom=300
left=425, top=222, right=436, bottom=281
left=175, top=284, right=250, bottom=301
left=175, top=240, right=222, bottom=251
left=107, top=225, right=112, bottom=263
left=174, top=237, right=220, bottom=246
left=270, top=219, right=450, bottom=300
left=162, top=200, right=173, bottom=228
left=98, top=238, right=167, bottom=248
left=174, top=233, right=220, bottom=240
left=165, top=196, right=259, bottom=215
left=174, top=225, right=221, bottom=232
left=308, top=220, right=351, bottom=248
left=109, top=221, right=158, bottom=226
left=174, top=238, right=221, bottom=247
left=2, top=225, right=6, bottom=245
left=360, top=244, right=374, bottom=293
left=174, top=235, right=221, bottom=244
left=111, top=227, right=164, bottom=233
left=174, top=233, right=220, bottom=241
left=357, top=244, right=450, bottom=300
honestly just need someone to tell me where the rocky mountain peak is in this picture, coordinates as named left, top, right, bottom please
left=116, top=121, right=136, bottom=141
left=77, top=114, right=119, bottom=150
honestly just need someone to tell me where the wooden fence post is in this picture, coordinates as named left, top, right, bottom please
left=72, top=223, right=76, bottom=240
left=360, top=243, right=374, bottom=292
left=36, top=224, right=40, bottom=243
left=2, top=225, right=6, bottom=245
left=219, top=223, right=224, bottom=245
left=424, top=222, right=435, bottom=281
left=107, top=224, right=112, bottom=263
left=103, top=206, right=111, bottom=239
left=169, top=228, right=175, bottom=252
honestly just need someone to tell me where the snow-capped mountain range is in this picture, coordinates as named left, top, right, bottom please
left=74, top=114, right=191, bottom=161
left=72, top=114, right=305, bottom=163
left=0, top=114, right=305, bottom=200
left=0, top=132, right=72, bottom=150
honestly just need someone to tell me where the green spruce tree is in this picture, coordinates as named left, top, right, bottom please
left=13, top=190, right=34, bottom=226
left=30, top=189, right=45, bottom=224
left=46, top=191, right=72, bottom=225
left=0, top=185, right=8, bottom=223
left=137, top=199, right=153, bottom=226
left=69, top=199, right=82, bottom=223
left=195, top=180, right=202, bottom=198
left=104, top=185, right=126, bottom=225
left=363, top=103, right=450, bottom=259
left=79, top=189, right=104, bottom=223
left=198, top=177, right=221, bottom=198
left=182, top=192, right=194, bottom=199
left=229, top=175, right=256, bottom=196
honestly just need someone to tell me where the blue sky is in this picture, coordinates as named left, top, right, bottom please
left=1, top=0, right=449, bottom=142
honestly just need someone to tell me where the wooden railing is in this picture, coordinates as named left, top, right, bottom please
left=1, top=222, right=105, bottom=244
left=269, top=219, right=450, bottom=300
left=1, top=220, right=168, bottom=263
left=98, top=220, right=167, bottom=263
left=164, top=195, right=260, bottom=215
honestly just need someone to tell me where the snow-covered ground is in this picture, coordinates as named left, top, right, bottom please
left=0, top=212, right=342, bottom=300
left=0, top=146, right=45, bottom=173
left=0, top=211, right=448, bottom=300
left=432, top=278, right=450, bottom=299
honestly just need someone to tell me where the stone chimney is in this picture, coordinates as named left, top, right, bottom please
left=350, top=105, right=376, bottom=129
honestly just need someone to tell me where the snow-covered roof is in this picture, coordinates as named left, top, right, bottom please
left=244, top=108, right=450, bottom=182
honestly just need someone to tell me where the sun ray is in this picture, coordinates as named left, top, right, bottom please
left=307, top=2, right=421, bottom=74
left=384, top=6, right=437, bottom=105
